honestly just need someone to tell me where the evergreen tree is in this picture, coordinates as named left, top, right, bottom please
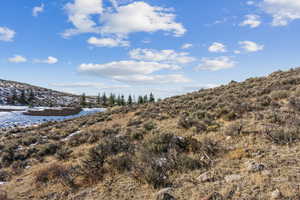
left=97, top=93, right=101, bottom=104
left=138, top=96, right=144, bottom=104
left=143, top=95, right=148, bottom=103
left=117, top=95, right=121, bottom=106
left=18, top=90, right=27, bottom=105
left=80, top=93, right=87, bottom=107
left=127, top=94, right=133, bottom=105
left=11, top=89, right=18, bottom=105
left=121, top=95, right=125, bottom=106
left=109, top=93, right=115, bottom=106
left=102, top=93, right=107, bottom=106
left=149, top=92, right=155, bottom=102
left=28, top=89, right=35, bottom=103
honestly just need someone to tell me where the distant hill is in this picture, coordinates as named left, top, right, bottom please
left=0, top=79, right=81, bottom=106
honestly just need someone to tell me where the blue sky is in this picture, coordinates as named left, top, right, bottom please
left=1, top=0, right=300, bottom=98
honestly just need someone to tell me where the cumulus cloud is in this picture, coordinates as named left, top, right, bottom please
left=79, top=61, right=180, bottom=76
left=195, top=56, right=236, bottom=71
left=52, top=82, right=130, bottom=89
left=239, top=41, right=264, bottom=52
left=261, top=0, right=300, bottom=26
left=78, top=60, right=189, bottom=84
left=87, top=37, right=129, bottom=47
left=33, top=4, right=44, bottom=17
left=63, top=0, right=103, bottom=37
left=129, top=48, right=196, bottom=64
left=181, top=43, right=193, bottom=49
left=0, top=27, right=15, bottom=42
left=208, top=42, right=227, bottom=53
left=246, top=1, right=255, bottom=5
left=240, top=15, right=261, bottom=28
left=34, top=56, right=58, bottom=64
left=111, top=74, right=191, bottom=84
left=8, top=55, right=27, bottom=63
left=63, top=1, right=186, bottom=39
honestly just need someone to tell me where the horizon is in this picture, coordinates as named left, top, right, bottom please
left=1, top=0, right=300, bottom=98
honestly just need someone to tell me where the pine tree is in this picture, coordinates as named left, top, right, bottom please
left=18, top=90, right=27, bottom=105
left=127, top=94, right=133, bottom=105
left=117, top=95, right=121, bottom=106
left=102, top=93, right=107, bottom=106
left=149, top=93, right=155, bottom=102
left=121, top=95, right=125, bottom=106
left=80, top=93, right=87, bottom=107
left=109, top=93, right=115, bottom=106
left=28, top=89, right=35, bottom=103
left=97, top=93, right=101, bottom=104
left=143, top=95, right=148, bottom=103
left=138, top=96, right=144, bottom=104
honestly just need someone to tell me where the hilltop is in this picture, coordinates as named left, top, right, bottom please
left=1, top=68, right=300, bottom=199
left=0, top=79, right=80, bottom=107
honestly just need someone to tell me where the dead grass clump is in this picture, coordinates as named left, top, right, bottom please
left=264, top=125, right=299, bottom=145
left=0, top=190, right=10, bottom=200
left=34, top=163, right=76, bottom=189
left=224, top=121, right=244, bottom=136
left=270, top=90, right=289, bottom=100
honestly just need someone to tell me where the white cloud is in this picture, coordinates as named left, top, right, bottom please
left=247, top=1, right=255, bottom=5
left=63, top=0, right=103, bottom=37
left=52, top=82, right=130, bottom=89
left=100, top=2, right=186, bottom=37
left=239, top=41, right=264, bottom=52
left=0, top=27, right=15, bottom=42
left=129, top=48, right=196, bottom=64
left=87, top=37, right=129, bottom=47
left=181, top=43, right=193, bottom=49
left=78, top=60, right=188, bottom=84
left=234, top=50, right=241, bottom=54
left=112, top=74, right=191, bottom=84
left=79, top=61, right=180, bottom=76
left=261, top=0, right=300, bottom=26
left=33, top=4, right=44, bottom=17
left=208, top=42, right=227, bottom=53
left=196, top=56, right=236, bottom=71
left=240, top=15, right=261, bottom=28
left=63, top=1, right=186, bottom=38
left=8, top=55, right=27, bottom=63
left=34, top=56, right=58, bottom=64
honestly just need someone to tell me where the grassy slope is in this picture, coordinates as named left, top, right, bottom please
left=2, top=68, right=300, bottom=199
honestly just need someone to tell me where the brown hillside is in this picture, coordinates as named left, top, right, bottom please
left=1, top=68, right=300, bottom=199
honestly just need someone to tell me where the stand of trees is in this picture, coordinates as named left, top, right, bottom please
left=80, top=92, right=156, bottom=107
left=6, top=89, right=35, bottom=106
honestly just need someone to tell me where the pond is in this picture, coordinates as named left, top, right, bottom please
left=0, top=105, right=104, bottom=129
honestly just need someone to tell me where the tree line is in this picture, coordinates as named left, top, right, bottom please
left=80, top=92, right=157, bottom=107
left=5, top=89, right=35, bottom=106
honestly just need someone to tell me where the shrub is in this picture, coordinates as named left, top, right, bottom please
left=224, top=121, right=244, bottom=136
left=37, top=143, right=59, bottom=157
left=109, top=154, right=132, bottom=173
left=34, top=163, right=75, bottom=188
left=270, top=90, right=289, bottom=100
left=174, top=154, right=206, bottom=172
left=143, top=121, right=156, bottom=131
left=264, top=125, right=299, bottom=144
left=0, top=170, right=11, bottom=182
left=55, top=147, right=72, bottom=161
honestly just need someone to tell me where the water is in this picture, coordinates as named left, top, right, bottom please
left=0, top=107, right=104, bottom=129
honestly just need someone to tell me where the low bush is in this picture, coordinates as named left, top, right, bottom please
left=270, top=90, right=289, bottom=100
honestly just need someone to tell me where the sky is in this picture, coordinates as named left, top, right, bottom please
left=1, top=0, right=300, bottom=98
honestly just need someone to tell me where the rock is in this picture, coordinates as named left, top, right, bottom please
left=197, top=172, right=212, bottom=182
left=225, top=174, right=242, bottom=182
left=271, top=189, right=282, bottom=199
left=245, top=160, right=265, bottom=172
left=156, top=188, right=176, bottom=200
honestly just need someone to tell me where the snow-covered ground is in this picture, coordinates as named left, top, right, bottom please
left=0, top=107, right=104, bottom=129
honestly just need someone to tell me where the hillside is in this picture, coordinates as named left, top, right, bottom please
left=0, top=79, right=80, bottom=107
left=2, top=68, right=300, bottom=199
